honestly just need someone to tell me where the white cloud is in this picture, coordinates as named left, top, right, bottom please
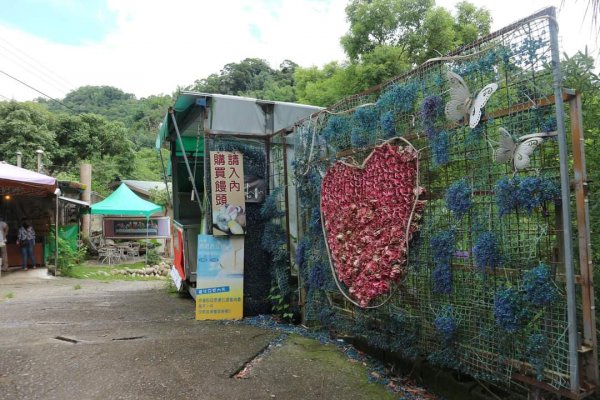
left=0, top=0, right=595, bottom=102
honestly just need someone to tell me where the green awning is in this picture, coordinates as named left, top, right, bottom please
left=155, top=93, right=200, bottom=151
left=91, top=183, right=162, bottom=217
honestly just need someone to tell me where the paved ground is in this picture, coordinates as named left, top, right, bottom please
left=0, top=268, right=427, bottom=400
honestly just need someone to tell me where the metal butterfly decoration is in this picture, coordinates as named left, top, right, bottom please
left=493, top=127, right=557, bottom=171
left=444, top=71, right=498, bottom=129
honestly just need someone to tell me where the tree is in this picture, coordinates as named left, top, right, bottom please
left=128, top=95, right=172, bottom=149
left=340, top=0, right=491, bottom=64
left=0, top=101, right=57, bottom=170
left=560, top=49, right=600, bottom=323
left=51, top=113, right=134, bottom=175
left=188, top=58, right=297, bottom=102
left=340, top=0, right=434, bottom=61
left=295, top=46, right=410, bottom=107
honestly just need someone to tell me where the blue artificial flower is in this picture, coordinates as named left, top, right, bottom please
left=376, top=82, right=419, bottom=114
left=430, top=230, right=455, bottom=264
left=495, top=176, right=559, bottom=216
left=445, top=179, right=472, bottom=219
left=526, top=333, right=548, bottom=381
left=522, top=264, right=557, bottom=307
left=434, top=305, right=457, bottom=344
left=420, top=95, right=443, bottom=121
left=430, top=130, right=450, bottom=167
left=380, top=111, right=396, bottom=139
left=493, top=286, right=523, bottom=333
left=322, top=115, right=351, bottom=144
left=432, top=263, right=452, bottom=294
left=473, top=231, right=501, bottom=272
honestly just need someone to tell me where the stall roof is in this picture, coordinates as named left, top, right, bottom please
left=91, top=183, right=162, bottom=217
left=0, top=162, right=58, bottom=196
left=123, top=180, right=170, bottom=196
left=58, top=196, right=90, bottom=207
left=156, top=92, right=322, bottom=151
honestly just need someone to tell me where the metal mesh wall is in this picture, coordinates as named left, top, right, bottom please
left=291, top=9, right=581, bottom=392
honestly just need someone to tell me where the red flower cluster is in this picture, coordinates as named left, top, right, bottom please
left=321, top=143, right=425, bottom=307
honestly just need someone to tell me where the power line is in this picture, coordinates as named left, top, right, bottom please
left=0, top=36, right=75, bottom=90
left=0, top=43, right=72, bottom=96
left=0, top=69, right=78, bottom=113
left=0, top=93, right=10, bottom=101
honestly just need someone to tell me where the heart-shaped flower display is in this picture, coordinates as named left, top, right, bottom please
left=321, top=143, right=425, bottom=307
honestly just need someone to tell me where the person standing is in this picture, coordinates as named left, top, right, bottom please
left=17, top=222, right=36, bottom=270
left=0, top=217, right=8, bottom=271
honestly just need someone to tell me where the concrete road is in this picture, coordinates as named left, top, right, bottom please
left=0, top=269, right=408, bottom=400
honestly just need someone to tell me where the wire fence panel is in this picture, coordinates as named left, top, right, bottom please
left=289, top=8, right=590, bottom=394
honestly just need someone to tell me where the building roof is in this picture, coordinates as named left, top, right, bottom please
left=121, top=180, right=171, bottom=196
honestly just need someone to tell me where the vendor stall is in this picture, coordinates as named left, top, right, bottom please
left=0, top=162, right=59, bottom=269
left=91, top=183, right=165, bottom=264
left=156, top=92, right=321, bottom=318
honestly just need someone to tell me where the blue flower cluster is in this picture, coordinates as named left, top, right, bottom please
left=473, top=231, right=501, bottom=272
left=376, top=81, right=419, bottom=114
left=454, top=49, right=505, bottom=77
left=526, top=333, right=548, bottom=381
left=261, top=222, right=286, bottom=253
left=420, top=95, right=443, bottom=121
left=308, top=262, right=330, bottom=290
left=434, top=305, right=457, bottom=344
left=309, top=207, right=322, bottom=235
left=322, top=114, right=351, bottom=146
left=430, top=130, right=450, bottom=167
left=260, top=187, right=284, bottom=220
left=522, top=264, right=557, bottom=307
left=421, top=95, right=449, bottom=168
left=351, top=107, right=378, bottom=147
left=495, top=176, right=560, bottom=216
left=445, top=179, right=472, bottom=219
left=493, top=286, right=523, bottom=333
left=380, top=111, right=396, bottom=139
left=295, top=237, right=309, bottom=269
left=432, top=264, right=452, bottom=294
left=431, top=230, right=455, bottom=264
left=430, top=230, right=455, bottom=294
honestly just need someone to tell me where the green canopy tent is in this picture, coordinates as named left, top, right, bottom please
left=91, top=183, right=163, bottom=263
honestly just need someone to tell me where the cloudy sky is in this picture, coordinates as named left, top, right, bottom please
left=0, top=0, right=597, bottom=102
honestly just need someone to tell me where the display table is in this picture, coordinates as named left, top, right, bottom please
left=4, top=243, right=44, bottom=268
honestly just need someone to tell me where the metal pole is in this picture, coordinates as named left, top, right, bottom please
left=168, top=108, right=203, bottom=215
left=145, top=216, right=149, bottom=265
left=548, top=7, right=579, bottom=393
left=158, top=149, right=172, bottom=208
left=55, top=194, right=59, bottom=273
left=569, top=92, right=599, bottom=385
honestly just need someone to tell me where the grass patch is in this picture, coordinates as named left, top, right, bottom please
left=164, top=278, right=190, bottom=298
left=66, top=262, right=164, bottom=281
left=4, top=292, right=14, bottom=299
